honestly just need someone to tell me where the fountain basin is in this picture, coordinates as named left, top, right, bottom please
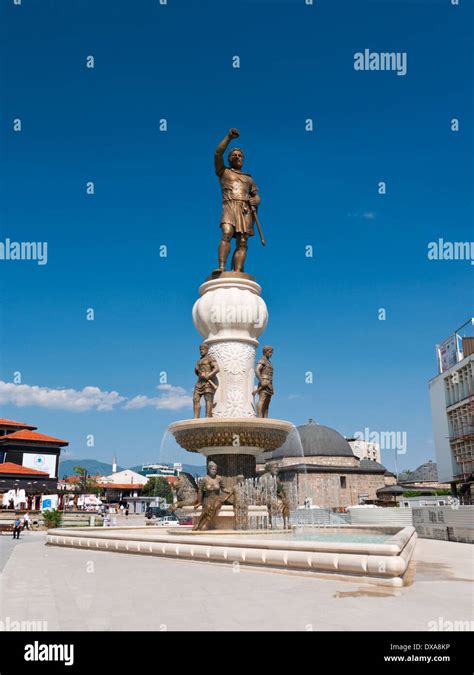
left=169, top=417, right=293, bottom=455
left=45, top=524, right=417, bottom=587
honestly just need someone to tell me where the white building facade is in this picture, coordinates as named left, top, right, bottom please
left=99, top=469, right=148, bottom=486
left=429, top=323, right=474, bottom=485
left=347, top=439, right=381, bottom=463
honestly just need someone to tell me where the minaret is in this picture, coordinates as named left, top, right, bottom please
left=112, top=454, right=117, bottom=474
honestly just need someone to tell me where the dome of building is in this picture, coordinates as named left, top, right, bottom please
left=271, top=419, right=355, bottom=460
left=398, top=460, right=438, bottom=484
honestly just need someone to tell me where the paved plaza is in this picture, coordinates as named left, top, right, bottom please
left=0, top=531, right=472, bottom=631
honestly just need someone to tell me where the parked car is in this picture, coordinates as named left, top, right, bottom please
left=145, top=507, right=168, bottom=520
left=178, top=517, right=193, bottom=526
left=156, top=515, right=180, bottom=527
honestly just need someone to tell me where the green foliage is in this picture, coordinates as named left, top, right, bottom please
left=72, top=465, right=101, bottom=495
left=142, top=477, right=173, bottom=503
left=402, top=489, right=452, bottom=498
left=42, top=509, right=63, bottom=529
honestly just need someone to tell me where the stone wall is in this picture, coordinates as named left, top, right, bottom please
left=284, top=471, right=386, bottom=509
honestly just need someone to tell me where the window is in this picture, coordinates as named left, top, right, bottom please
left=340, top=476, right=347, bottom=488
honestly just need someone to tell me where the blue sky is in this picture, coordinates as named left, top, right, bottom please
left=0, top=0, right=472, bottom=473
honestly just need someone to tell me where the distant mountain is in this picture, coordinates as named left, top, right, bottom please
left=181, top=463, right=206, bottom=477
left=58, top=459, right=124, bottom=478
left=59, top=459, right=206, bottom=479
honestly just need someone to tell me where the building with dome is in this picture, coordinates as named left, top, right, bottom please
left=398, top=460, right=450, bottom=491
left=258, top=419, right=395, bottom=509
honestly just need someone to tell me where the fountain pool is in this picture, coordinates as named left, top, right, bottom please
left=46, top=524, right=417, bottom=587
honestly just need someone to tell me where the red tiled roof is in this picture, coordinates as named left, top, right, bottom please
left=0, top=461, right=49, bottom=476
left=63, top=474, right=102, bottom=483
left=0, top=418, right=37, bottom=430
left=101, top=483, right=145, bottom=490
left=0, top=429, right=68, bottom=445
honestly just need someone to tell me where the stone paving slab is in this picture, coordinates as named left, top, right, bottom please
left=0, top=533, right=472, bottom=631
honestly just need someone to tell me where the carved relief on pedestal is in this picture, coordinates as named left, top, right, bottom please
left=209, top=342, right=256, bottom=418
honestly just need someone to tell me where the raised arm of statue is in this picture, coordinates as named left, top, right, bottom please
left=214, top=128, right=240, bottom=176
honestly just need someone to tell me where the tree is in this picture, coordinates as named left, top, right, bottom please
left=142, top=477, right=173, bottom=504
left=73, top=466, right=100, bottom=495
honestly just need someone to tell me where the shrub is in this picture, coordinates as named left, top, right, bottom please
left=42, top=509, right=63, bottom=529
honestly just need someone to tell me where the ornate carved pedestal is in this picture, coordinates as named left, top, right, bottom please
left=192, top=272, right=267, bottom=418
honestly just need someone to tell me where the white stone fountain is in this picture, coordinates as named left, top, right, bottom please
left=169, top=271, right=293, bottom=526
left=192, top=272, right=267, bottom=418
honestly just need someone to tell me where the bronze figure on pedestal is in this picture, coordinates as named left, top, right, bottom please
left=253, top=345, right=274, bottom=418
left=193, top=344, right=219, bottom=418
left=214, top=128, right=263, bottom=273
left=193, top=461, right=230, bottom=531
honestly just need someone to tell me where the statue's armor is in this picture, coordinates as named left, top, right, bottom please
left=218, top=168, right=258, bottom=236
left=194, top=356, right=217, bottom=395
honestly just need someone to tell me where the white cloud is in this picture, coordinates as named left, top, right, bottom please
left=124, top=384, right=192, bottom=411
left=347, top=211, right=376, bottom=220
left=0, top=381, right=125, bottom=412
left=0, top=381, right=192, bottom=413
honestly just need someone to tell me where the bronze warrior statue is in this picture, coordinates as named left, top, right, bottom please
left=215, top=128, right=262, bottom=273
left=193, top=461, right=230, bottom=531
left=253, top=345, right=274, bottom=418
left=193, top=343, right=219, bottom=418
